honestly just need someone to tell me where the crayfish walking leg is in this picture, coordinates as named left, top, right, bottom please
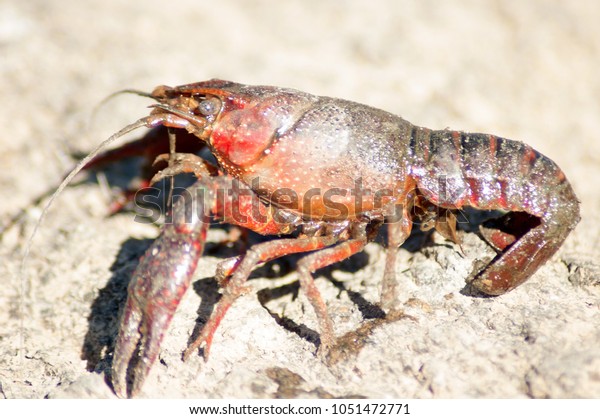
left=182, top=235, right=338, bottom=361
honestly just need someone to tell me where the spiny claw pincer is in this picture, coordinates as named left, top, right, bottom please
left=111, top=189, right=210, bottom=398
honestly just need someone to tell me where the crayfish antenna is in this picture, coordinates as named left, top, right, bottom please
left=21, top=117, right=152, bottom=268
left=18, top=117, right=152, bottom=368
left=90, top=89, right=158, bottom=127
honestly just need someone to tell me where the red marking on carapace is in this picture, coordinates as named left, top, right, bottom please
left=211, top=108, right=275, bottom=167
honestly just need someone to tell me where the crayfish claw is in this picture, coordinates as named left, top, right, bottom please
left=110, top=196, right=209, bottom=397
left=111, top=297, right=143, bottom=398
left=111, top=267, right=184, bottom=398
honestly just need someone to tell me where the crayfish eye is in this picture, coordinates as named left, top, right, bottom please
left=197, top=97, right=221, bottom=116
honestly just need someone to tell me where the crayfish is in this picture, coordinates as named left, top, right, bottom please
left=72, top=80, right=579, bottom=397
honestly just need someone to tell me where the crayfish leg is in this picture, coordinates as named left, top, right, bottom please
left=381, top=212, right=412, bottom=310
left=296, top=236, right=368, bottom=353
left=183, top=235, right=337, bottom=361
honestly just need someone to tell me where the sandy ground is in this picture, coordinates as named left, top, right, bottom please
left=1, top=0, right=599, bottom=399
